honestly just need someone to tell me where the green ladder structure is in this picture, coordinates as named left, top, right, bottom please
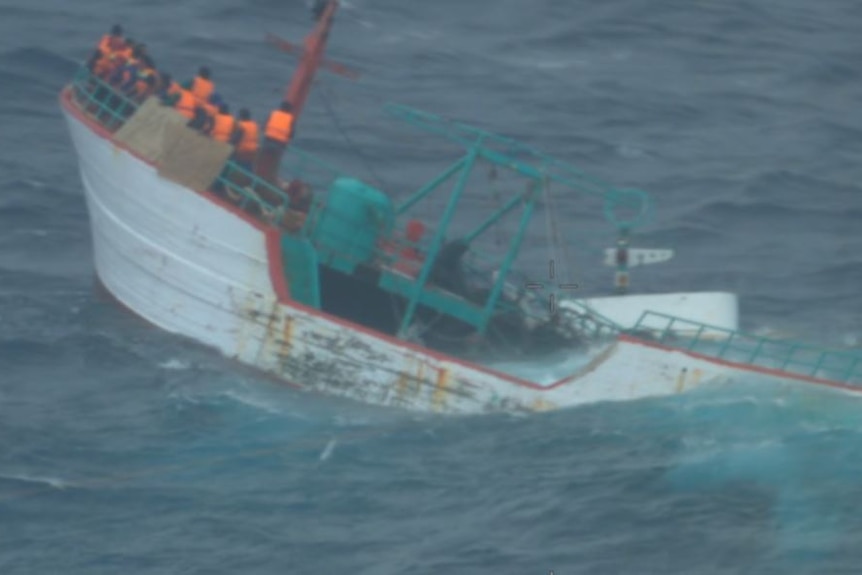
left=632, top=311, right=862, bottom=385
left=367, top=104, right=655, bottom=339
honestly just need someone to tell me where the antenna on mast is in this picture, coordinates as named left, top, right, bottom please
left=255, top=0, right=358, bottom=182
left=312, top=0, right=327, bottom=21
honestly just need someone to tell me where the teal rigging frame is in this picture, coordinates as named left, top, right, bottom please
left=384, top=103, right=655, bottom=339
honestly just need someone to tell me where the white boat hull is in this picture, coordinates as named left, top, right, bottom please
left=60, top=89, right=862, bottom=414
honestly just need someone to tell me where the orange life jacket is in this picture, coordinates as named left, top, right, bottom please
left=190, top=76, right=214, bottom=104
left=175, top=89, right=196, bottom=119
left=211, top=113, right=235, bottom=143
left=93, top=54, right=115, bottom=78
left=98, top=35, right=112, bottom=53
left=98, top=35, right=124, bottom=55
left=264, top=109, right=295, bottom=144
left=236, top=120, right=259, bottom=154
left=167, top=81, right=182, bottom=97
left=117, top=45, right=133, bottom=60
left=95, top=51, right=126, bottom=79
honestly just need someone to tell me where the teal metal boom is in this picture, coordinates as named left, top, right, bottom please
left=396, top=157, right=466, bottom=215
left=385, top=102, right=654, bottom=231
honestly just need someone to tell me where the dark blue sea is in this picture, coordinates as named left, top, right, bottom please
left=3, top=0, right=862, bottom=572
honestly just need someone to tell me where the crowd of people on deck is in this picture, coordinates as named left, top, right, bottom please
left=86, top=24, right=297, bottom=172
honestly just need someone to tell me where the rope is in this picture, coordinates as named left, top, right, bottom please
left=541, top=174, right=576, bottom=288
left=540, top=176, right=558, bottom=279
left=317, top=82, right=390, bottom=192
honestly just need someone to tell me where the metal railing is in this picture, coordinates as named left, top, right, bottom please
left=632, top=311, right=862, bottom=384
left=558, top=299, right=623, bottom=340
left=213, top=158, right=295, bottom=216
left=70, top=66, right=140, bottom=131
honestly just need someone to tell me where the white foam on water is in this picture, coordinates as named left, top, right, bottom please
left=319, top=439, right=336, bottom=462
left=0, top=472, right=69, bottom=490
left=159, top=358, right=191, bottom=370
left=220, top=389, right=286, bottom=416
left=482, top=344, right=609, bottom=386
left=24, top=178, right=45, bottom=189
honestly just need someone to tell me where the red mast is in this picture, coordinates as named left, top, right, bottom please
left=255, top=0, right=344, bottom=182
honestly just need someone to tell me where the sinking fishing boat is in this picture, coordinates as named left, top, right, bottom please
left=60, top=1, right=862, bottom=414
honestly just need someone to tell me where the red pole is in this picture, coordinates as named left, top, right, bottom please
left=285, top=0, right=339, bottom=120
left=255, top=0, right=340, bottom=183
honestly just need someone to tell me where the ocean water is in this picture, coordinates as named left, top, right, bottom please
left=2, top=0, right=862, bottom=572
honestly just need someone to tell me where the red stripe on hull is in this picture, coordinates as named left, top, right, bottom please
left=618, top=334, right=862, bottom=393
left=264, top=229, right=291, bottom=303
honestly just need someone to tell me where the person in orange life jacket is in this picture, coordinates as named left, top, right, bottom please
left=199, top=92, right=222, bottom=122
left=90, top=36, right=131, bottom=80
left=157, top=73, right=195, bottom=120
left=97, top=24, right=124, bottom=54
left=115, top=37, right=135, bottom=63
left=108, top=43, right=144, bottom=88
left=121, top=54, right=155, bottom=96
left=131, top=74, right=157, bottom=103
left=263, top=100, right=296, bottom=149
left=187, top=105, right=214, bottom=134
left=210, top=103, right=236, bottom=143
left=86, top=47, right=108, bottom=75
left=84, top=29, right=122, bottom=106
left=172, top=89, right=197, bottom=119
left=184, top=66, right=215, bottom=106
left=157, top=72, right=181, bottom=104
left=230, top=108, right=260, bottom=169
left=88, top=25, right=124, bottom=72
left=111, top=36, right=134, bottom=63
left=86, top=48, right=107, bottom=75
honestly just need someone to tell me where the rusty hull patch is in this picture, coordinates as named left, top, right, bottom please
left=229, top=292, right=543, bottom=414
